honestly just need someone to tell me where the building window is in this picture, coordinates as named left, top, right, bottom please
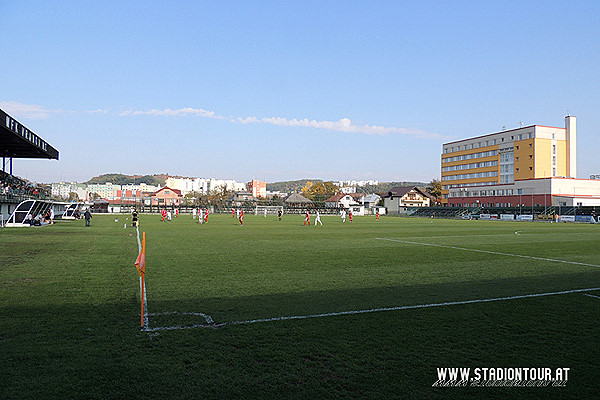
left=529, top=143, right=532, bottom=148
left=516, top=146, right=519, bottom=150
left=529, top=167, right=533, bottom=171
left=529, top=155, right=533, bottom=159
left=553, top=144, right=556, bottom=154
left=553, top=168, right=556, bottom=176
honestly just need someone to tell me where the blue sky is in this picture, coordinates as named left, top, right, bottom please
left=1, top=1, right=599, bottom=183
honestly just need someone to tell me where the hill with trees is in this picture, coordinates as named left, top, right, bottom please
left=356, top=181, right=428, bottom=195
left=266, top=179, right=323, bottom=193
left=86, top=173, right=167, bottom=186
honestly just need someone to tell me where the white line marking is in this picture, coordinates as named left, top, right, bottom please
left=142, top=287, right=600, bottom=332
left=135, top=225, right=142, bottom=252
left=375, top=237, right=600, bottom=268
left=398, top=234, right=523, bottom=240
left=584, top=293, right=600, bottom=300
left=148, top=311, right=214, bottom=324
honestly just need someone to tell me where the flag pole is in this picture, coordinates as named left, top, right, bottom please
left=140, top=275, right=145, bottom=328
left=135, top=230, right=148, bottom=330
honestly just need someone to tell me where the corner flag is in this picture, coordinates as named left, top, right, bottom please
left=134, top=231, right=147, bottom=328
left=135, top=232, right=146, bottom=276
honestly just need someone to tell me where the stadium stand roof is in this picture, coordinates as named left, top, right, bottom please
left=0, top=108, right=59, bottom=159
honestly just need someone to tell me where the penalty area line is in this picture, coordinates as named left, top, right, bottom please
left=375, top=237, right=600, bottom=269
left=142, top=287, right=600, bottom=332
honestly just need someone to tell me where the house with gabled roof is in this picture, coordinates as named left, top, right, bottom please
left=362, top=193, right=382, bottom=208
left=325, top=192, right=364, bottom=208
left=151, top=186, right=183, bottom=206
left=381, top=186, right=432, bottom=213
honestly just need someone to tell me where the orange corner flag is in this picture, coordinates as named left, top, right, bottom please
left=135, top=231, right=146, bottom=276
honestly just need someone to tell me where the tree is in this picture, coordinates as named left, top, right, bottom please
left=207, top=186, right=233, bottom=209
left=68, top=192, right=79, bottom=202
left=426, top=179, right=442, bottom=204
left=301, top=181, right=339, bottom=201
left=300, top=181, right=314, bottom=195
left=184, top=191, right=202, bottom=206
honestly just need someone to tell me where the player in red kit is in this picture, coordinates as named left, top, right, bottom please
left=349, top=210, right=353, bottom=223
left=232, top=208, right=235, bottom=218
left=376, top=210, right=379, bottom=221
left=204, top=208, right=209, bottom=223
left=239, top=209, right=244, bottom=226
left=304, top=210, right=311, bottom=226
left=161, top=208, right=167, bottom=222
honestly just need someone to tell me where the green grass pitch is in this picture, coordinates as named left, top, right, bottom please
left=1, top=213, right=599, bottom=399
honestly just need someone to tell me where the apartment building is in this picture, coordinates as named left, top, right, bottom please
left=441, top=116, right=600, bottom=207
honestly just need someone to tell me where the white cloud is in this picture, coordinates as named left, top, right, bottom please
left=123, top=106, right=441, bottom=138
left=0, top=101, right=63, bottom=119
left=237, top=115, right=440, bottom=138
left=119, top=107, right=223, bottom=119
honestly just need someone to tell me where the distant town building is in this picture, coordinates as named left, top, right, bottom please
left=382, top=186, right=432, bottom=213
left=339, top=186, right=356, bottom=194
left=362, top=193, right=382, bottom=208
left=441, top=115, right=600, bottom=207
left=85, top=182, right=118, bottom=200
left=151, top=186, right=183, bottom=206
left=166, top=177, right=209, bottom=195
left=248, top=179, right=266, bottom=198
left=209, top=179, right=246, bottom=193
left=266, top=190, right=287, bottom=199
left=51, top=182, right=87, bottom=200
left=336, top=180, right=378, bottom=187
left=324, top=193, right=365, bottom=208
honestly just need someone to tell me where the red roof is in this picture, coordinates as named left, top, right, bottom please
left=325, top=193, right=346, bottom=202
left=154, top=186, right=182, bottom=196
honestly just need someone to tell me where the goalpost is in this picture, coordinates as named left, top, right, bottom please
left=254, top=205, right=284, bottom=215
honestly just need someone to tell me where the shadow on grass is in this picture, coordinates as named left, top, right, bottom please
left=2, top=271, right=600, bottom=400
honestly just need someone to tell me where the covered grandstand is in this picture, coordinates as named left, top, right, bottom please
left=1, top=108, right=59, bottom=224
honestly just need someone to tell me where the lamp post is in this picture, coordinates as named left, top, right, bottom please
left=531, top=194, right=534, bottom=215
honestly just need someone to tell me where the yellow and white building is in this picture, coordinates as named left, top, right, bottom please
left=441, top=116, right=600, bottom=207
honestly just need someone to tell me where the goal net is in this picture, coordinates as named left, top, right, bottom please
left=254, top=205, right=284, bottom=215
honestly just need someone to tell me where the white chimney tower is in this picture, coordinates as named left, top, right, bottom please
left=565, top=115, right=577, bottom=178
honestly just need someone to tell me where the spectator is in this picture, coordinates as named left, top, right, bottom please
left=84, top=209, right=92, bottom=227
